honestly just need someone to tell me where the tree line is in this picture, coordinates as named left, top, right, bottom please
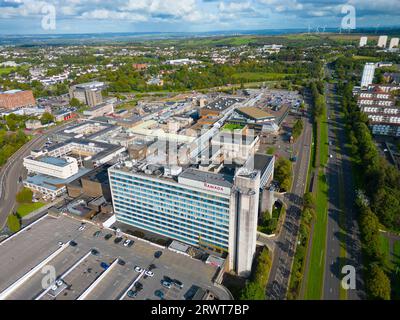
left=337, top=78, right=398, bottom=300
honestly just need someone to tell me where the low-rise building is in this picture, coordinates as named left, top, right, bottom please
left=83, top=101, right=114, bottom=118
left=357, top=85, right=400, bottom=137
left=0, top=90, right=36, bottom=109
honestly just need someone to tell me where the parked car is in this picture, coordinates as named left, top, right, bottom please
left=93, top=231, right=102, bottom=238
left=127, top=290, right=137, bottom=298
left=78, top=225, right=86, bottom=231
left=114, top=237, right=123, bottom=244
left=145, top=270, right=154, bottom=277
left=154, top=290, right=164, bottom=299
left=135, top=282, right=143, bottom=291
left=69, top=241, right=77, bottom=247
left=91, top=249, right=100, bottom=256
left=104, top=234, right=113, bottom=240
left=161, top=280, right=172, bottom=289
left=154, top=251, right=162, bottom=259
left=118, top=259, right=126, bottom=266
left=148, top=264, right=156, bottom=271
left=134, top=266, right=144, bottom=273
left=100, top=262, right=110, bottom=270
left=173, top=279, right=184, bottom=289
left=58, top=241, right=63, bottom=246
left=123, top=239, right=132, bottom=247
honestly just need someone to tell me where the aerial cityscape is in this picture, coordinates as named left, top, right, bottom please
left=0, top=0, right=400, bottom=310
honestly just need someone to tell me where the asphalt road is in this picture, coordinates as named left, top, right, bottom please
left=0, top=122, right=74, bottom=230
left=266, top=99, right=313, bottom=300
left=323, top=76, right=364, bottom=300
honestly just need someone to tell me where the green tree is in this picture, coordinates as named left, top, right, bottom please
left=240, top=282, right=265, bottom=300
left=40, top=112, right=55, bottom=125
left=292, top=119, right=304, bottom=139
left=303, top=192, right=315, bottom=209
left=274, top=158, right=292, bottom=192
left=70, top=97, right=83, bottom=107
left=366, top=264, right=391, bottom=300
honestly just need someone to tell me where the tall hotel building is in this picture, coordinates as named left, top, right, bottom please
left=108, top=155, right=274, bottom=276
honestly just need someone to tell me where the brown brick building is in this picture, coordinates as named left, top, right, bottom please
left=0, top=90, right=36, bottom=109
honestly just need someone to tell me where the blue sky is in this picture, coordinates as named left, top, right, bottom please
left=0, top=0, right=399, bottom=34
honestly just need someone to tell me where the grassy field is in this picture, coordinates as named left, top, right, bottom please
left=393, top=241, right=400, bottom=299
left=232, top=72, right=301, bottom=82
left=222, top=123, right=245, bottom=131
left=16, top=202, right=45, bottom=217
left=319, top=110, right=329, bottom=167
left=380, top=235, right=391, bottom=266
left=304, top=93, right=329, bottom=299
left=7, top=214, right=20, bottom=233
left=304, top=171, right=328, bottom=299
left=352, top=55, right=380, bottom=62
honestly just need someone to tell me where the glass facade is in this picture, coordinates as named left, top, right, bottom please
left=109, top=169, right=231, bottom=251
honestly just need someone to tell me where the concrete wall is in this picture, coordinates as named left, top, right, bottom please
left=230, top=172, right=260, bottom=277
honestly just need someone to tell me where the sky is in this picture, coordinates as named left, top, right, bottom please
left=0, top=0, right=399, bottom=34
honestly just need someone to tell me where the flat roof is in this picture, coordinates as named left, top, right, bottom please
left=179, top=167, right=234, bottom=188
left=213, top=132, right=258, bottom=146
left=25, top=168, right=91, bottom=191
left=237, top=106, right=273, bottom=120
left=47, top=138, right=125, bottom=163
left=253, top=154, right=274, bottom=174
left=39, top=156, right=70, bottom=167
left=203, top=97, right=244, bottom=112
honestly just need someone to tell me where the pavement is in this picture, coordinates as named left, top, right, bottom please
left=265, top=94, right=313, bottom=300
left=322, top=72, right=364, bottom=300
left=0, top=122, right=73, bottom=230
